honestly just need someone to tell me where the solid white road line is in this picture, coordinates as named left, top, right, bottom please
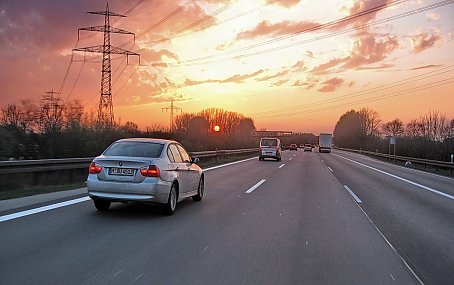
left=0, top=196, right=91, bottom=223
left=203, top=156, right=258, bottom=172
left=334, top=153, right=454, bottom=200
left=279, top=164, right=285, bottom=169
left=328, top=167, right=333, bottom=172
left=343, top=185, right=362, bottom=203
left=246, top=179, right=266, bottom=194
left=1, top=156, right=260, bottom=223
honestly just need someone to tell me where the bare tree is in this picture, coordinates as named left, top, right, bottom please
left=359, top=108, right=381, bottom=137
left=382, top=119, right=405, bottom=137
left=19, top=100, right=39, bottom=132
left=63, top=100, right=84, bottom=130
left=419, top=110, right=449, bottom=141
left=406, top=119, right=421, bottom=137
left=1, top=104, right=22, bottom=129
left=38, top=94, right=64, bottom=134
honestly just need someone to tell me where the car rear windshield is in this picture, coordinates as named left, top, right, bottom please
left=261, top=139, right=278, bottom=147
left=103, top=141, right=164, bottom=158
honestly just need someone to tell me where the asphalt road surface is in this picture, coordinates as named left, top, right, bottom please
left=1, top=149, right=453, bottom=284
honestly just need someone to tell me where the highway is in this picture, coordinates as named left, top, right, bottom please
left=1, top=149, right=453, bottom=284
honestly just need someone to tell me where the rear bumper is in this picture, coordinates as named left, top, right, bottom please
left=87, top=175, right=171, bottom=204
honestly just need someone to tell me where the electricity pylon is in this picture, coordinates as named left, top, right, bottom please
left=73, top=3, right=139, bottom=127
left=162, top=99, right=182, bottom=133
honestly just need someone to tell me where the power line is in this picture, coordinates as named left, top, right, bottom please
left=250, top=65, right=454, bottom=116
left=168, top=0, right=452, bottom=66
left=135, top=0, right=196, bottom=40
left=65, top=61, right=86, bottom=102
left=253, top=78, right=454, bottom=119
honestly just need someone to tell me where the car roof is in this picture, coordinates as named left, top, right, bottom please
left=115, top=138, right=177, bottom=146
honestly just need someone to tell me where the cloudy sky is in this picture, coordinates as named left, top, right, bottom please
left=1, top=0, right=453, bottom=133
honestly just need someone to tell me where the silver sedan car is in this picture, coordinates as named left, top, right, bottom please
left=87, top=138, right=204, bottom=215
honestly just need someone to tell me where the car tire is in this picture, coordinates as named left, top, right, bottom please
left=93, top=199, right=111, bottom=211
left=259, top=156, right=263, bottom=161
left=192, top=176, right=204, bottom=202
left=163, top=184, right=177, bottom=215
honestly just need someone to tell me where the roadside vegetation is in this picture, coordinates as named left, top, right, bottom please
left=333, top=108, right=454, bottom=161
left=0, top=99, right=258, bottom=160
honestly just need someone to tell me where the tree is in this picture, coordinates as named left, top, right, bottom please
left=238, top=118, right=256, bottom=136
left=1, top=104, right=22, bottom=129
left=63, top=100, right=84, bottom=130
left=359, top=108, right=381, bottom=137
left=188, top=116, right=209, bottom=137
left=333, top=110, right=364, bottom=148
left=38, top=94, right=64, bottom=134
left=382, top=119, right=404, bottom=138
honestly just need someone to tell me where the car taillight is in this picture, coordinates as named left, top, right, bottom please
left=89, top=162, right=102, bottom=174
left=140, top=165, right=160, bottom=177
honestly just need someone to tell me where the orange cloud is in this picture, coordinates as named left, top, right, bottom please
left=256, top=70, right=291, bottom=81
left=271, top=79, right=290, bottom=87
left=318, top=77, right=344, bottom=93
left=184, top=78, right=218, bottom=87
left=221, top=69, right=265, bottom=83
left=410, top=30, right=442, bottom=53
left=292, top=77, right=319, bottom=89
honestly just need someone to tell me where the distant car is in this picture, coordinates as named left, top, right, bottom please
left=300, top=144, right=304, bottom=148
left=289, top=144, right=298, bottom=151
left=304, top=144, right=312, bottom=152
left=87, top=138, right=204, bottom=215
left=259, top=137, right=281, bottom=161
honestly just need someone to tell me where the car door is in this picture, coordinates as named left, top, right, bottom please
left=168, top=144, right=190, bottom=195
left=176, top=144, right=200, bottom=193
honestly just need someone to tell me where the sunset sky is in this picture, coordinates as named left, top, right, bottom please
left=1, top=0, right=453, bottom=134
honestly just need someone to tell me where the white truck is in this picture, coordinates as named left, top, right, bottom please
left=319, top=133, right=332, bottom=153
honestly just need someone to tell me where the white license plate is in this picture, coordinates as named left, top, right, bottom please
left=109, top=168, right=134, bottom=176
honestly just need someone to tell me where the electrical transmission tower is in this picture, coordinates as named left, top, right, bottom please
left=39, top=89, right=64, bottom=133
left=73, top=3, right=139, bottom=127
left=162, top=99, right=182, bottom=133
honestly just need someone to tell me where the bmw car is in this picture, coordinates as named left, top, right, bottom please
left=87, top=138, right=204, bottom=215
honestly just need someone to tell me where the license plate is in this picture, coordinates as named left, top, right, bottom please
left=109, top=168, right=135, bottom=176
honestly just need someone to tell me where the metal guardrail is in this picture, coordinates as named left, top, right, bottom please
left=335, top=147, right=454, bottom=174
left=0, top=148, right=259, bottom=175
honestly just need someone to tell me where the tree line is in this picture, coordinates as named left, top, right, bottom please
left=0, top=98, right=257, bottom=160
left=333, top=108, right=454, bottom=161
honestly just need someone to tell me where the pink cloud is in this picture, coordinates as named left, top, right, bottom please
left=318, top=77, right=344, bottom=93
left=409, top=64, right=442, bottom=71
left=311, top=33, right=399, bottom=75
left=336, top=0, right=395, bottom=31
left=236, top=20, right=319, bottom=40
left=410, top=30, right=442, bottom=53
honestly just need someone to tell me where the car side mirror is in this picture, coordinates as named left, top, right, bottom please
left=191, top=157, right=200, bottom=164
